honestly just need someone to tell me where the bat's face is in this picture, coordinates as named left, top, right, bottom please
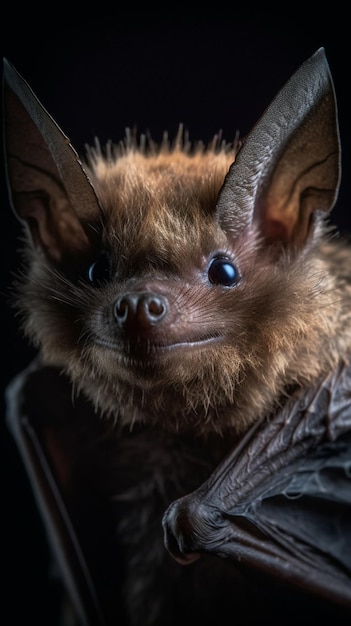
left=3, top=49, right=344, bottom=434
left=84, top=150, right=239, bottom=383
left=12, top=146, right=337, bottom=434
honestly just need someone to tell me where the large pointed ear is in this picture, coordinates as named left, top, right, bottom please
left=216, top=48, right=341, bottom=248
left=3, top=59, right=102, bottom=264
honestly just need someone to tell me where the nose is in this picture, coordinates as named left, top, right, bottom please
left=114, top=291, right=168, bottom=330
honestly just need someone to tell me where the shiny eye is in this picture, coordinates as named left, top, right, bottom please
left=87, top=251, right=111, bottom=285
left=208, top=257, right=239, bottom=286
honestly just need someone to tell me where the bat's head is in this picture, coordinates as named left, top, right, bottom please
left=3, top=49, right=343, bottom=434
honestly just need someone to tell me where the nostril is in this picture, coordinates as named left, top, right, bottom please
left=114, top=292, right=168, bottom=329
left=147, top=296, right=167, bottom=319
left=114, top=296, right=130, bottom=323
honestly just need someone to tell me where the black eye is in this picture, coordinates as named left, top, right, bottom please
left=208, top=257, right=238, bottom=286
left=87, top=251, right=111, bottom=285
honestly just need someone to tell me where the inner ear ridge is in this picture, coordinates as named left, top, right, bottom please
left=7, top=151, right=91, bottom=262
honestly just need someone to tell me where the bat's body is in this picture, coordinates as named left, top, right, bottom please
left=3, top=49, right=351, bottom=625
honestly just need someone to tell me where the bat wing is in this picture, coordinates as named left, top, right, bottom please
left=7, top=358, right=351, bottom=624
left=163, top=359, right=351, bottom=609
left=5, top=358, right=119, bottom=626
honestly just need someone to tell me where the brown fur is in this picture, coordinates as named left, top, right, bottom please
left=12, top=140, right=351, bottom=436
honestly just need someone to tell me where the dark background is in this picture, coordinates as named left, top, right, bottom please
left=1, top=10, right=350, bottom=624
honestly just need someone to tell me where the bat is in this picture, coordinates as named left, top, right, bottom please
left=3, top=48, right=351, bottom=625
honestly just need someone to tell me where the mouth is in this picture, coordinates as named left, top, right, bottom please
left=95, top=333, right=223, bottom=363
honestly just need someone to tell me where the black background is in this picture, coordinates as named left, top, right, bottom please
left=1, top=10, right=350, bottom=624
